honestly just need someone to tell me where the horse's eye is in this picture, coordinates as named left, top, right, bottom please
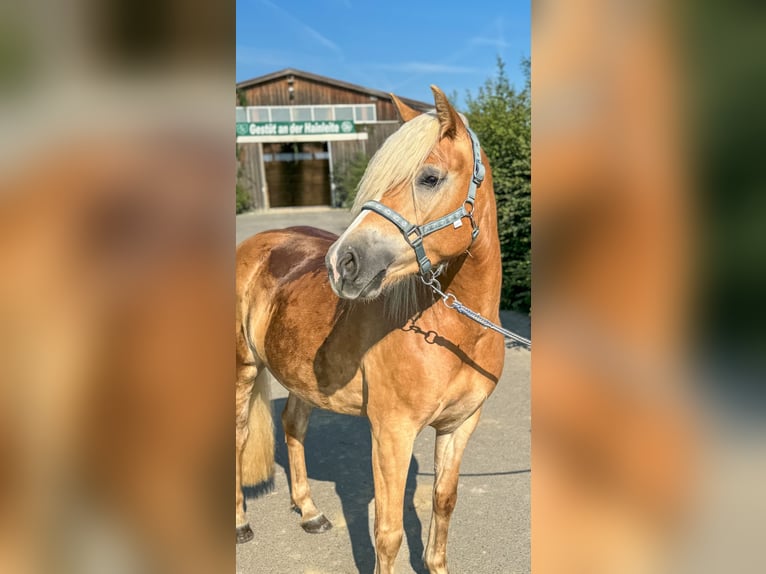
left=420, top=174, right=440, bottom=187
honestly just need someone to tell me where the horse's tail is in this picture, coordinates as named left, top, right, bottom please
left=241, top=368, right=275, bottom=486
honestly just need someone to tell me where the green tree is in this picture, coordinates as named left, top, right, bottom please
left=236, top=180, right=252, bottom=213
left=332, top=152, right=370, bottom=208
left=465, top=58, right=531, bottom=312
left=235, top=89, right=252, bottom=213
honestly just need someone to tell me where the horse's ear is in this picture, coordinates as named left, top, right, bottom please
left=390, top=94, right=422, bottom=122
left=430, top=85, right=461, bottom=140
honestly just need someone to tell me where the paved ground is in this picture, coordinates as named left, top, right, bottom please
left=236, top=208, right=530, bottom=574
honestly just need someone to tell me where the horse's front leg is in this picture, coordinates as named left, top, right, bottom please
left=424, top=406, right=483, bottom=574
left=370, top=417, right=417, bottom=574
left=282, top=392, right=332, bottom=533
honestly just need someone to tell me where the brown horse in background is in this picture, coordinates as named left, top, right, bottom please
left=235, top=87, right=506, bottom=574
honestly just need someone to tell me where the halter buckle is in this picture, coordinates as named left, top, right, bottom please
left=406, top=226, right=423, bottom=246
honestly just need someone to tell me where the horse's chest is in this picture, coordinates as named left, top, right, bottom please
left=363, top=331, right=498, bottom=425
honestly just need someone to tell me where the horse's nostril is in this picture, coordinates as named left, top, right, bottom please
left=339, top=248, right=359, bottom=282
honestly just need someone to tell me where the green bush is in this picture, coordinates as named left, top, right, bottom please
left=332, top=152, right=370, bottom=208
left=236, top=182, right=252, bottom=214
left=235, top=142, right=252, bottom=214
left=465, top=58, right=531, bottom=313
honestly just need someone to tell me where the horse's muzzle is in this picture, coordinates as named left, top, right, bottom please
left=325, top=238, right=393, bottom=300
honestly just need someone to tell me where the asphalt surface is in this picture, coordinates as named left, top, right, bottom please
left=236, top=208, right=530, bottom=574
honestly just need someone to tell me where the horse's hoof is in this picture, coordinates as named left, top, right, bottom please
left=301, top=513, right=332, bottom=534
left=236, top=524, right=254, bottom=544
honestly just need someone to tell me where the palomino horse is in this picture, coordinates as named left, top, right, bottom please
left=235, top=86, right=505, bottom=573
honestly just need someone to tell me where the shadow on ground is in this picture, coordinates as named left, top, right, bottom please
left=246, top=398, right=428, bottom=574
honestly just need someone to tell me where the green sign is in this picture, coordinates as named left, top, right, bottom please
left=236, top=120, right=356, bottom=137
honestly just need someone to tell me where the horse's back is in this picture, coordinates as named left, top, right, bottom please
left=237, top=225, right=336, bottom=279
left=236, top=225, right=337, bottom=305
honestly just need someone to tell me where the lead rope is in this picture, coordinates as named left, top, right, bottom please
left=421, top=271, right=531, bottom=349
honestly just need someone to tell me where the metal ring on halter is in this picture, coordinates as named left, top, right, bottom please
left=443, top=293, right=458, bottom=308
left=422, top=270, right=436, bottom=285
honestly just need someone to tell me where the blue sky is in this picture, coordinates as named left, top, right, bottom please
left=236, top=1, right=530, bottom=108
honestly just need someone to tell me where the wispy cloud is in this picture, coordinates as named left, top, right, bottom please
left=258, top=0, right=343, bottom=56
left=471, top=16, right=509, bottom=51
left=470, top=37, right=510, bottom=49
left=375, top=62, right=477, bottom=74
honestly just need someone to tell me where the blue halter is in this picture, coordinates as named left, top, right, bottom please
left=359, top=127, right=486, bottom=276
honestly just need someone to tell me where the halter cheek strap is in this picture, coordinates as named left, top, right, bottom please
left=359, top=127, right=485, bottom=276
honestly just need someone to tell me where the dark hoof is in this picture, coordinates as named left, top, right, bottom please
left=301, top=513, right=332, bottom=534
left=236, top=524, right=254, bottom=544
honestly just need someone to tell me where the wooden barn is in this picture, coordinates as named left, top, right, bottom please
left=236, top=68, right=432, bottom=210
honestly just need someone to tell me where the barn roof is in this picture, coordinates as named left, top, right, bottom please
left=236, top=68, right=433, bottom=111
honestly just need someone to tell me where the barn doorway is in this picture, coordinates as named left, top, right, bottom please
left=263, top=142, right=331, bottom=207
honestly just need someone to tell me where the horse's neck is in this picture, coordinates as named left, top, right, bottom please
left=441, top=219, right=501, bottom=317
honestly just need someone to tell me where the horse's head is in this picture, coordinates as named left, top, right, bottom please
left=326, top=86, right=485, bottom=300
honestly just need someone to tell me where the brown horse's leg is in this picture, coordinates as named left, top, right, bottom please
left=235, top=364, right=257, bottom=543
left=282, top=392, right=332, bottom=533
left=424, top=407, right=483, bottom=574
left=370, top=420, right=417, bottom=574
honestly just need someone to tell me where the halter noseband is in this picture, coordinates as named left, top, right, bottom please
left=359, top=126, right=486, bottom=276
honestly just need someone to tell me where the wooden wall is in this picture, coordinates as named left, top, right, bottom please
left=329, top=123, right=400, bottom=173
left=356, top=123, right=401, bottom=154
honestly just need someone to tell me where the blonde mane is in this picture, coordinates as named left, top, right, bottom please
left=351, top=112, right=440, bottom=215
